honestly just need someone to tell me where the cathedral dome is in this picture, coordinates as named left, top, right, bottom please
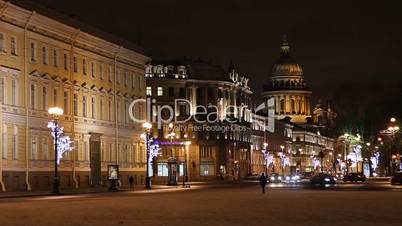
left=272, top=37, right=303, bottom=76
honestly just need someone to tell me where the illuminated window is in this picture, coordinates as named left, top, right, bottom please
left=30, top=84, right=36, bottom=109
left=124, top=70, right=128, bottom=86
left=42, top=138, right=48, bottom=160
left=10, top=36, right=17, bottom=55
left=100, top=98, right=103, bottom=120
left=108, top=65, right=112, bottom=82
left=0, top=33, right=4, bottom=52
left=157, top=163, right=168, bottom=176
left=91, top=62, right=95, bottom=78
left=73, top=56, right=77, bottom=72
left=117, top=69, right=121, bottom=84
left=146, top=86, right=152, bottom=96
left=11, top=79, right=17, bottom=106
left=82, top=59, right=87, bottom=75
left=53, top=88, right=57, bottom=106
left=2, top=125, right=7, bottom=159
left=157, top=87, right=163, bottom=96
left=42, top=46, right=47, bottom=65
left=0, top=78, right=4, bottom=104
left=99, top=64, right=104, bottom=80
left=53, top=49, right=58, bottom=67
left=63, top=53, right=68, bottom=70
left=200, top=163, right=215, bottom=176
left=63, top=91, right=68, bottom=114
left=31, top=137, right=37, bottom=160
left=73, top=94, right=78, bottom=116
left=42, top=87, right=47, bottom=110
left=82, top=96, right=87, bottom=117
left=12, top=125, right=18, bottom=160
left=108, top=99, right=112, bottom=121
left=30, top=41, right=36, bottom=62
left=91, top=97, right=96, bottom=118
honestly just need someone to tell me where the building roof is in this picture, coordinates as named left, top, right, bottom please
left=9, top=0, right=144, bottom=54
left=271, top=36, right=303, bottom=77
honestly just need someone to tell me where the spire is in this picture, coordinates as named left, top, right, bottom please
left=280, top=34, right=290, bottom=57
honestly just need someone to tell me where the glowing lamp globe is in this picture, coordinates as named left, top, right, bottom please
left=48, top=107, right=63, bottom=116
left=142, top=122, right=152, bottom=130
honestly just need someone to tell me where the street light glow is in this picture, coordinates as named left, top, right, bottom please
left=142, top=122, right=152, bottom=130
left=48, top=107, right=63, bottom=116
left=390, top=117, right=396, bottom=123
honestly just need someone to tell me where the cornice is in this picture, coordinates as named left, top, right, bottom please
left=0, top=0, right=150, bottom=68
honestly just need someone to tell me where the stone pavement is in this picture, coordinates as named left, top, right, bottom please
left=0, top=181, right=235, bottom=199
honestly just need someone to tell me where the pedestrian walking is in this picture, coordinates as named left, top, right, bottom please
left=259, top=173, right=268, bottom=194
left=129, top=175, right=134, bottom=189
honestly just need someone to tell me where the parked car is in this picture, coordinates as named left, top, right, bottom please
left=391, top=172, right=402, bottom=185
left=269, top=173, right=282, bottom=183
left=343, top=173, right=366, bottom=182
left=310, top=173, right=336, bottom=185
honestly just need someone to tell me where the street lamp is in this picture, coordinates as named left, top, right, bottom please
left=142, top=122, right=152, bottom=189
left=48, top=107, right=63, bottom=194
left=183, top=141, right=191, bottom=188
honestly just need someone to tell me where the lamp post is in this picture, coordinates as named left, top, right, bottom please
left=280, top=145, right=285, bottom=175
left=183, top=140, right=191, bottom=188
left=48, top=107, right=63, bottom=194
left=387, top=117, right=399, bottom=175
left=142, top=122, right=152, bottom=189
left=263, top=142, right=268, bottom=175
left=167, top=123, right=177, bottom=186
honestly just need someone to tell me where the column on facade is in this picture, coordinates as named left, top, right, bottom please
left=295, top=96, right=299, bottom=114
left=275, top=95, right=279, bottom=114
left=190, top=86, right=197, bottom=116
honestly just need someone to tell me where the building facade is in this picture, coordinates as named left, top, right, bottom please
left=145, top=59, right=253, bottom=182
left=256, top=36, right=336, bottom=176
left=0, top=1, right=149, bottom=191
left=262, top=37, right=312, bottom=124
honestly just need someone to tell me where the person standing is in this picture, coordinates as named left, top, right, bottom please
left=259, top=173, right=268, bottom=194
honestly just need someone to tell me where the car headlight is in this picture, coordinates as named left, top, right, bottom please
left=278, top=176, right=282, bottom=180
left=286, top=176, right=290, bottom=180
left=333, top=178, right=337, bottom=181
left=291, top=176, right=296, bottom=180
left=295, top=176, right=300, bottom=180
left=270, top=177, right=275, bottom=180
left=324, top=178, right=330, bottom=182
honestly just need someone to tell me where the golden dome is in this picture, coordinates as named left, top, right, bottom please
left=271, top=36, right=304, bottom=76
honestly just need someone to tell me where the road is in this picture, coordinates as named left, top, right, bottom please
left=0, top=181, right=401, bottom=226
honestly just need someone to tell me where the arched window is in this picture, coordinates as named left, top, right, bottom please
left=291, top=99, right=295, bottom=113
left=299, top=99, right=303, bottom=114
left=280, top=99, right=285, bottom=113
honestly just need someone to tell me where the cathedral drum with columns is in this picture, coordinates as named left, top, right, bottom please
left=262, top=37, right=312, bottom=124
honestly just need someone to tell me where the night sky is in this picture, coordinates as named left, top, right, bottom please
left=23, top=0, right=402, bottom=132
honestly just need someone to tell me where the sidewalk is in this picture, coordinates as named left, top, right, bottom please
left=0, top=181, right=236, bottom=199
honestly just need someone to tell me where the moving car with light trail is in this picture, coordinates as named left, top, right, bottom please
left=269, top=173, right=283, bottom=183
left=342, top=173, right=366, bottom=182
left=310, top=173, right=337, bottom=185
left=284, top=174, right=301, bottom=183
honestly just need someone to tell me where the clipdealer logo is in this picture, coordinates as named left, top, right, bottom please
left=129, top=98, right=251, bottom=129
left=129, top=97, right=273, bottom=131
